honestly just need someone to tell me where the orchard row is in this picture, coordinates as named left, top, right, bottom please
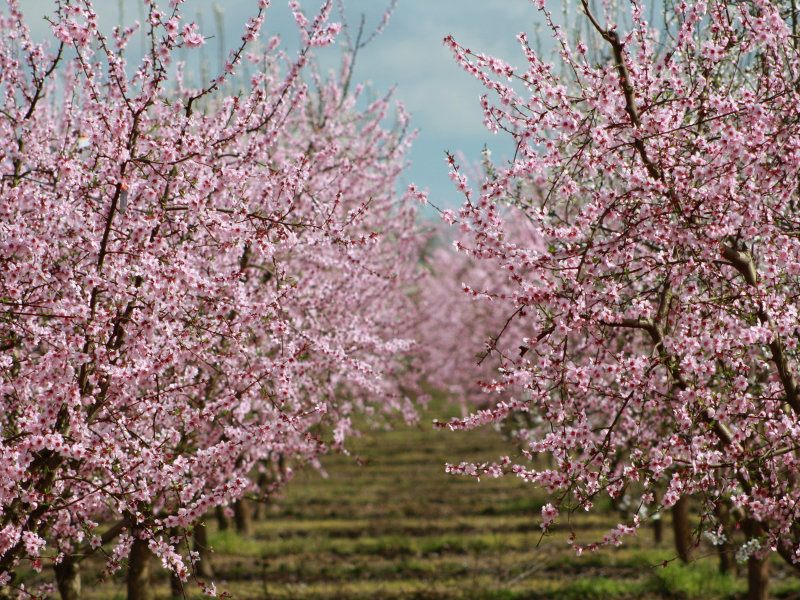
left=3, top=0, right=800, bottom=599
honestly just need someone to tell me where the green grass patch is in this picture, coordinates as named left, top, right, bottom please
left=38, top=393, right=800, bottom=599
left=645, top=561, right=745, bottom=599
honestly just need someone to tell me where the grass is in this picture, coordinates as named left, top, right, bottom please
left=35, top=398, right=800, bottom=599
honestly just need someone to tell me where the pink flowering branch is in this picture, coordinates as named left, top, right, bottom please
left=0, top=0, right=426, bottom=594
left=431, top=0, right=800, bottom=588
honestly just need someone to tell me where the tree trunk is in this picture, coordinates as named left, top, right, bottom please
left=127, top=536, right=152, bottom=600
left=170, top=570, right=183, bottom=599
left=652, top=489, right=663, bottom=544
left=194, top=520, right=214, bottom=579
left=252, top=471, right=271, bottom=523
left=672, top=495, right=693, bottom=563
left=54, top=555, right=81, bottom=600
left=714, top=502, right=737, bottom=575
left=252, top=490, right=265, bottom=522
left=748, top=553, right=770, bottom=600
left=169, top=527, right=183, bottom=599
left=234, top=499, right=253, bottom=538
left=215, top=506, right=229, bottom=531
left=745, top=519, right=769, bottom=600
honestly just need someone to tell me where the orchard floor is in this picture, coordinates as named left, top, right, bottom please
left=81, top=404, right=800, bottom=600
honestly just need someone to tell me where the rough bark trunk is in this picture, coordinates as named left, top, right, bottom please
left=127, top=536, right=152, bottom=600
left=252, top=471, right=270, bottom=523
left=252, top=495, right=265, bottom=522
left=746, top=519, right=770, bottom=600
left=54, top=555, right=81, bottom=600
left=672, top=495, right=693, bottom=563
left=169, top=527, right=183, bottom=599
left=170, top=570, right=183, bottom=599
left=713, top=502, right=737, bottom=575
left=652, top=489, right=663, bottom=544
left=215, top=506, right=229, bottom=531
left=194, top=520, right=214, bottom=579
left=748, top=553, right=770, bottom=600
left=234, top=499, right=253, bottom=538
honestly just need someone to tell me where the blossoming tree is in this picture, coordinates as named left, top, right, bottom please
left=413, top=153, right=545, bottom=418
left=0, top=0, right=424, bottom=598
left=435, top=0, right=800, bottom=597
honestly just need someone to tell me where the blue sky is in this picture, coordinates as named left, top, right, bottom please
left=20, top=0, right=561, bottom=213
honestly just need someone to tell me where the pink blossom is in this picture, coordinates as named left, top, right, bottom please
left=181, top=22, right=205, bottom=48
left=541, top=503, right=559, bottom=531
left=431, top=0, right=800, bottom=574
left=0, top=0, right=422, bottom=592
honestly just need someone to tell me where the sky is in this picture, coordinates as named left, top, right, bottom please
left=18, top=0, right=563, bottom=213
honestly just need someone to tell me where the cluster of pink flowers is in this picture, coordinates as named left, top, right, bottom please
left=434, top=0, right=800, bottom=577
left=0, top=0, right=426, bottom=593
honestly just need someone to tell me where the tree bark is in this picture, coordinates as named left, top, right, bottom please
left=194, top=520, right=214, bottom=579
left=54, top=555, right=81, bottom=600
left=652, top=489, right=663, bottom=544
left=252, top=499, right=263, bottom=522
left=748, top=553, right=770, bottom=600
left=169, top=528, right=183, bottom=599
left=672, top=495, right=693, bottom=563
left=746, top=519, right=770, bottom=600
left=215, top=506, right=229, bottom=531
left=714, top=502, right=737, bottom=575
left=234, top=499, right=253, bottom=538
left=170, top=570, right=183, bottom=600
left=127, top=536, right=152, bottom=600
left=252, top=471, right=271, bottom=522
